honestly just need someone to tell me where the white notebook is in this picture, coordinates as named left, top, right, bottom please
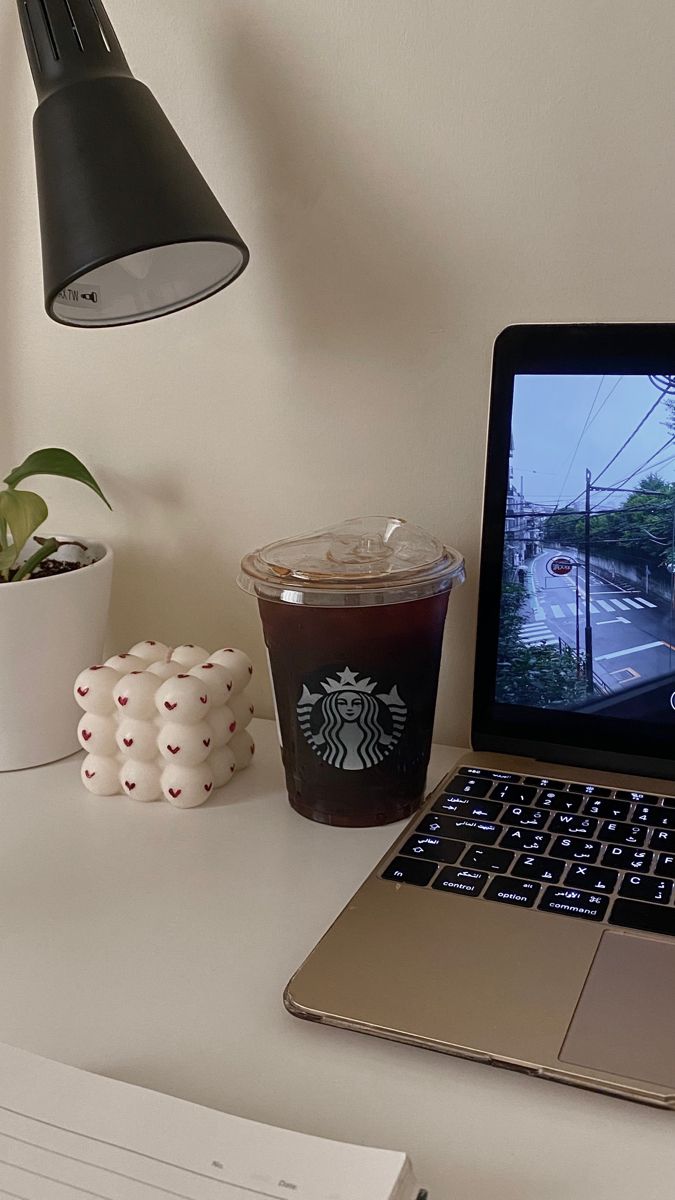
left=0, top=1043, right=425, bottom=1200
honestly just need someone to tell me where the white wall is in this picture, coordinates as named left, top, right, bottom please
left=4, top=0, right=675, bottom=745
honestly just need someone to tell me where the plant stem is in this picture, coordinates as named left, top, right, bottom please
left=12, top=538, right=61, bottom=582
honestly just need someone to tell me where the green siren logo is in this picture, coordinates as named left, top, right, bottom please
left=297, top=667, right=407, bottom=771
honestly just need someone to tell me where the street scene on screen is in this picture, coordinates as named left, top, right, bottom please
left=497, top=374, right=675, bottom=719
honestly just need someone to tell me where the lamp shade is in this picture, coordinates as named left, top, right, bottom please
left=17, top=0, right=249, bottom=327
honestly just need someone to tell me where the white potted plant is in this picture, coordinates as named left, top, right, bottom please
left=0, top=449, right=113, bottom=771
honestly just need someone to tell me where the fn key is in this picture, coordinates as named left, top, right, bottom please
left=382, top=856, right=437, bottom=887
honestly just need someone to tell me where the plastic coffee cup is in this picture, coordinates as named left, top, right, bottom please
left=239, top=517, right=465, bottom=827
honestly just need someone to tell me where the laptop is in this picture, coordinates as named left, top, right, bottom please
left=284, top=323, right=675, bottom=1108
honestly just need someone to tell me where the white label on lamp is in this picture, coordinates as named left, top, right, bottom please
left=57, top=284, right=103, bottom=308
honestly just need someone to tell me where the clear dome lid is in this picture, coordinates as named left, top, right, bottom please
left=238, top=516, right=465, bottom=606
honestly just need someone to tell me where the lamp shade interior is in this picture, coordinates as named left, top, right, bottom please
left=50, top=241, right=247, bottom=327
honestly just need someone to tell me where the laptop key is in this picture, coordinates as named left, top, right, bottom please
left=633, top=804, right=675, bottom=829
left=582, top=796, right=630, bottom=821
left=613, top=789, right=657, bottom=803
left=618, top=874, right=673, bottom=904
left=659, top=795, right=675, bottom=810
left=433, top=795, right=504, bottom=822
left=458, top=767, right=517, bottom=781
left=564, top=863, right=618, bottom=893
left=648, top=829, right=675, bottom=852
left=550, top=836, right=599, bottom=862
left=512, top=854, right=565, bottom=883
left=609, top=898, right=675, bottom=938
left=535, top=791, right=581, bottom=813
left=601, top=845, right=653, bottom=872
left=432, top=867, right=488, bottom=897
left=416, top=814, right=500, bottom=844
left=547, top=813, right=598, bottom=837
left=524, top=776, right=567, bottom=789
left=443, top=774, right=493, bottom=798
left=382, top=857, right=438, bottom=886
left=539, top=887, right=609, bottom=922
left=461, top=845, right=515, bottom=873
left=501, top=805, right=548, bottom=830
left=485, top=876, right=540, bottom=908
left=566, top=783, right=611, bottom=797
left=656, top=853, right=675, bottom=878
left=491, top=783, right=538, bottom=805
left=499, top=828, right=551, bottom=853
left=599, top=821, right=646, bottom=847
left=399, top=836, right=464, bottom=865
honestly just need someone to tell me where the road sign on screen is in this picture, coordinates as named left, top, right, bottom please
left=547, top=555, right=575, bottom=577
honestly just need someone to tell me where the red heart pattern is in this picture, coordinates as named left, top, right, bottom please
left=77, top=687, right=89, bottom=697
left=118, top=696, right=128, bottom=706
left=204, top=783, right=212, bottom=793
left=169, top=788, right=182, bottom=799
left=203, top=738, right=211, bottom=748
left=124, top=781, right=135, bottom=791
left=200, top=695, right=208, bottom=705
left=167, top=745, right=180, bottom=755
left=229, top=721, right=237, bottom=733
left=123, top=738, right=133, bottom=747
left=82, top=730, right=92, bottom=742
left=164, top=701, right=177, bottom=710
left=85, top=770, right=95, bottom=779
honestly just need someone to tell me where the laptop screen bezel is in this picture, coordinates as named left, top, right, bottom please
left=472, top=323, right=675, bottom=781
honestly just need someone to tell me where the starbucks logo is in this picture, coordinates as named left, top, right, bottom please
left=297, top=667, right=407, bottom=771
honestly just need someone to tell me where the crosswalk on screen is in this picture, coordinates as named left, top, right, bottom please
left=497, top=373, right=675, bottom=721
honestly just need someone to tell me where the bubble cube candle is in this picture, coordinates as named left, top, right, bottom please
left=75, top=643, right=255, bottom=808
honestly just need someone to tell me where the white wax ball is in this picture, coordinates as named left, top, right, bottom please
left=119, top=759, right=162, bottom=803
left=105, top=653, right=146, bottom=673
left=161, top=763, right=214, bottom=809
left=82, top=754, right=121, bottom=796
left=113, top=671, right=159, bottom=719
left=155, top=675, right=211, bottom=724
left=211, top=746, right=237, bottom=788
left=208, top=648, right=253, bottom=695
left=230, top=730, right=256, bottom=771
left=116, top=717, right=158, bottom=762
left=229, top=694, right=255, bottom=731
left=207, top=704, right=237, bottom=748
left=147, top=660, right=184, bottom=681
left=158, top=721, right=212, bottom=766
left=128, top=640, right=169, bottom=663
left=188, top=662, right=233, bottom=706
left=74, top=665, right=121, bottom=715
left=171, top=644, right=210, bottom=669
left=77, top=713, right=117, bottom=756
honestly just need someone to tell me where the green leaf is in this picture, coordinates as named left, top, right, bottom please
left=0, top=489, right=49, bottom=563
left=4, top=449, right=111, bottom=510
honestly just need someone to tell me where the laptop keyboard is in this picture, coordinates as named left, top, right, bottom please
left=380, top=767, right=675, bottom=937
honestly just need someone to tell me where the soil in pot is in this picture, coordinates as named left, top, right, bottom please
left=0, top=560, right=87, bottom=584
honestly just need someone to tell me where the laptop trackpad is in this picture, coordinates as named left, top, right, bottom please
left=560, top=931, right=675, bottom=1088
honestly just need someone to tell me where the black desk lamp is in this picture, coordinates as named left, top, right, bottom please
left=17, top=0, right=249, bottom=327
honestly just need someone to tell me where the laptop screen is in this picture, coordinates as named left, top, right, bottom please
left=473, top=326, right=675, bottom=776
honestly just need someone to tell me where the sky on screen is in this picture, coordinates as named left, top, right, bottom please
left=512, top=375, right=675, bottom=508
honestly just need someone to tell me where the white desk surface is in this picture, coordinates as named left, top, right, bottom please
left=0, top=718, right=672, bottom=1199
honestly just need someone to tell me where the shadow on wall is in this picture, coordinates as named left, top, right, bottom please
left=211, top=16, right=453, bottom=366
left=0, top=5, right=20, bottom=465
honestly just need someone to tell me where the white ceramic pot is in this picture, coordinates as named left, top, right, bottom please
left=0, top=539, right=113, bottom=771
